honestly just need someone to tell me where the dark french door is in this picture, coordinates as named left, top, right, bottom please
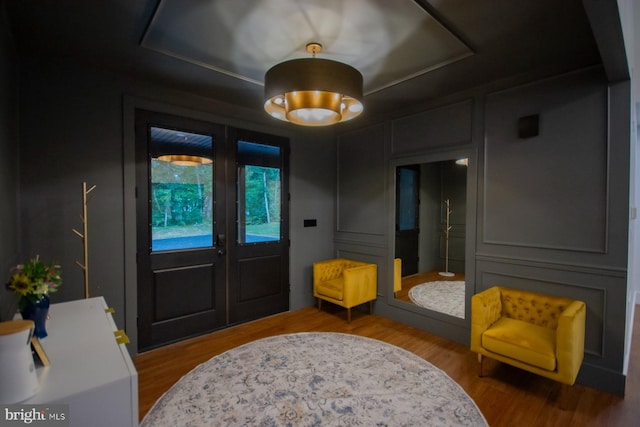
left=135, top=110, right=289, bottom=351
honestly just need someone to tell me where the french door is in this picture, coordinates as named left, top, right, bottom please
left=135, top=110, right=289, bottom=351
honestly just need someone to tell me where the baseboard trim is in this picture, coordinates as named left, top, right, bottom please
left=577, top=362, right=626, bottom=397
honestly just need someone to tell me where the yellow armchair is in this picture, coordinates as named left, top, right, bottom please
left=313, top=258, right=377, bottom=323
left=471, top=286, right=586, bottom=391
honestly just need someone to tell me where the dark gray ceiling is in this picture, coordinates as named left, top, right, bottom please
left=4, top=0, right=601, bottom=120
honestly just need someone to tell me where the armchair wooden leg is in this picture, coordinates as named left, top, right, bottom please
left=478, top=353, right=484, bottom=377
left=559, top=383, right=571, bottom=410
left=347, top=308, right=351, bottom=324
left=369, top=301, right=373, bottom=314
left=317, top=299, right=322, bottom=311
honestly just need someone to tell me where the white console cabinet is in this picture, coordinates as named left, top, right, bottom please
left=24, top=297, right=138, bottom=427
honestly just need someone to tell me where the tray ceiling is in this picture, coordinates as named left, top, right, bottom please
left=4, top=0, right=602, bottom=118
left=141, top=0, right=473, bottom=95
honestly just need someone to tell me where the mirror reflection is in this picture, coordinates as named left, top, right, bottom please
left=394, top=158, right=467, bottom=318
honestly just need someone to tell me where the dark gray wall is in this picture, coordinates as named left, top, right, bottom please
left=289, top=130, right=337, bottom=309
left=336, top=66, right=630, bottom=395
left=335, top=124, right=388, bottom=269
left=15, top=56, right=335, bottom=353
left=0, top=3, right=20, bottom=321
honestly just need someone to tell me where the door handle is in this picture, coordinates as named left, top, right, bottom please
left=216, top=234, right=226, bottom=256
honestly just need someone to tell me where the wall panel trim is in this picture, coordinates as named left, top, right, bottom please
left=476, top=253, right=627, bottom=277
left=481, top=68, right=610, bottom=253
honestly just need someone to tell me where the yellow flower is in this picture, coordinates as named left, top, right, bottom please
left=9, top=273, right=35, bottom=296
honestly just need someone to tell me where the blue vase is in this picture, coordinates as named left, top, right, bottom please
left=21, top=294, right=50, bottom=339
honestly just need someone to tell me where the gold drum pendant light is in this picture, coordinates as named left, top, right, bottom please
left=156, top=154, right=213, bottom=166
left=264, top=43, right=364, bottom=126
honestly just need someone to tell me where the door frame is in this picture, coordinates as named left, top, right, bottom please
left=125, top=99, right=291, bottom=353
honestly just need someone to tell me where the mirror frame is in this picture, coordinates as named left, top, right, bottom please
left=387, top=147, right=477, bottom=325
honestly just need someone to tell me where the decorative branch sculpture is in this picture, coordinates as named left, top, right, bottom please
left=72, top=182, right=96, bottom=298
left=439, top=198, right=455, bottom=277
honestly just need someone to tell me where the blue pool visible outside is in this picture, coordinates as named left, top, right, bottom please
left=152, top=234, right=278, bottom=251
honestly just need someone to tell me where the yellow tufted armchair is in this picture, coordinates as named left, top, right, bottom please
left=313, top=258, right=377, bottom=323
left=471, top=286, right=586, bottom=401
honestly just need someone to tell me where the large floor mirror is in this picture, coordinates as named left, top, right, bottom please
left=391, top=151, right=472, bottom=320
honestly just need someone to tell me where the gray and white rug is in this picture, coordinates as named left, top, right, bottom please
left=408, top=281, right=465, bottom=318
left=141, top=332, right=487, bottom=427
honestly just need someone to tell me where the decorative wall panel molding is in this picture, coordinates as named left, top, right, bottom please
left=482, top=69, right=608, bottom=253
left=337, top=124, right=387, bottom=235
left=334, top=236, right=387, bottom=250
left=475, top=253, right=627, bottom=277
left=391, top=99, right=472, bottom=155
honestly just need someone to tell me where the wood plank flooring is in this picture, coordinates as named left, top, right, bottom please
left=134, top=304, right=640, bottom=426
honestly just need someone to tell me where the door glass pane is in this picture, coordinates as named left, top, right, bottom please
left=398, top=167, right=418, bottom=231
left=237, top=141, right=281, bottom=244
left=150, top=127, right=213, bottom=251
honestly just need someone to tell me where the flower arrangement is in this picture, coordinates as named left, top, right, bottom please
left=6, top=255, right=62, bottom=310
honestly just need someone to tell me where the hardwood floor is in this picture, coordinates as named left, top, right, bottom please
left=134, top=304, right=640, bottom=426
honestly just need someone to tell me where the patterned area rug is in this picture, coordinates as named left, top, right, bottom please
left=141, top=332, right=487, bottom=427
left=408, top=281, right=465, bottom=318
